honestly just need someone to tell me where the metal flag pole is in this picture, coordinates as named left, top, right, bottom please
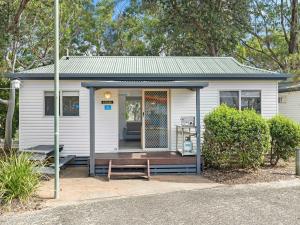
left=54, top=0, right=60, bottom=199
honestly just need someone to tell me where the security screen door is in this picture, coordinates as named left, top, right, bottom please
left=142, top=90, right=169, bottom=150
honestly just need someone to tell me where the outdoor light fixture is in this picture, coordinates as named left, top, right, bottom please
left=11, top=79, right=21, bottom=89
left=104, top=91, right=112, bottom=99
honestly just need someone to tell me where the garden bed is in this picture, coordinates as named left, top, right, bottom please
left=0, top=198, right=43, bottom=216
left=203, top=158, right=297, bottom=185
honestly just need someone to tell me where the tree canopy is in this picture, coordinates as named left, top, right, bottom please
left=1, top=0, right=300, bottom=139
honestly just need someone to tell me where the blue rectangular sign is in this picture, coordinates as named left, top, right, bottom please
left=104, top=105, right=112, bottom=110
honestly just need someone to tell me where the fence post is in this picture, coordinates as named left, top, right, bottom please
left=296, top=147, right=300, bottom=176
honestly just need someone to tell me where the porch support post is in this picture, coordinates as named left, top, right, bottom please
left=196, top=88, right=201, bottom=174
left=89, top=87, right=95, bottom=176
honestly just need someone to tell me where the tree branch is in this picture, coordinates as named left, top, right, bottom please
left=235, top=53, right=260, bottom=68
left=289, top=0, right=299, bottom=54
left=240, top=39, right=286, bottom=70
left=280, top=0, right=290, bottom=45
left=7, top=0, right=31, bottom=33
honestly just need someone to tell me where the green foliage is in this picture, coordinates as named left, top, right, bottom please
left=203, top=105, right=270, bottom=168
left=145, top=0, right=250, bottom=56
left=235, top=0, right=300, bottom=80
left=268, top=115, right=300, bottom=165
left=236, top=31, right=288, bottom=71
left=0, top=153, right=41, bottom=204
left=95, top=0, right=163, bottom=55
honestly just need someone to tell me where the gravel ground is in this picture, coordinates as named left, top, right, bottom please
left=1, top=180, right=300, bottom=225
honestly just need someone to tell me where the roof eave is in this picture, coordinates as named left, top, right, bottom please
left=7, top=72, right=289, bottom=81
left=81, top=81, right=209, bottom=89
left=279, top=87, right=300, bottom=93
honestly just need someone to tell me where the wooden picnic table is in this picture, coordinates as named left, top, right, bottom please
left=20, top=145, right=75, bottom=173
left=21, top=144, right=64, bottom=156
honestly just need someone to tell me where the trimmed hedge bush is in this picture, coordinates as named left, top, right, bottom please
left=268, top=115, right=300, bottom=165
left=203, top=105, right=270, bottom=168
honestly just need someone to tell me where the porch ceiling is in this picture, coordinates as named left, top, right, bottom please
left=81, top=81, right=209, bottom=89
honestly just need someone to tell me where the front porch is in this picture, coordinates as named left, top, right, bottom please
left=94, top=151, right=197, bottom=176
left=82, top=81, right=209, bottom=176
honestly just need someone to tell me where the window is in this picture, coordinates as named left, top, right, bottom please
left=241, top=91, right=261, bottom=113
left=44, top=91, right=79, bottom=116
left=279, top=96, right=287, bottom=104
left=220, top=91, right=239, bottom=109
left=44, top=91, right=54, bottom=116
left=62, top=91, right=79, bottom=116
left=220, top=90, right=261, bottom=113
left=125, top=96, right=141, bottom=122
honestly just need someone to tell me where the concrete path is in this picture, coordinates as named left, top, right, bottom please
left=38, top=167, right=222, bottom=207
left=1, top=179, right=300, bottom=225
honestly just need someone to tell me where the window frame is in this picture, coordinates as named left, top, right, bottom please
left=62, top=91, right=80, bottom=117
left=219, top=90, right=240, bottom=110
left=219, top=89, right=262, bottom=113
left=44, top=90, right=80, bottom=117
left=241, top=90, right=261, bottom=113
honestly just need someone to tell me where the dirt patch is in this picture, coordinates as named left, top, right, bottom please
left=203, top=158, right=298, bottom=185
left=0, top=197, right=44, bottom=216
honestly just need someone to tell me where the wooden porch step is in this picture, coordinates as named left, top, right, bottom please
left=107, top=159, right=151, bottom=181
left=110, top=172, right=147, bottom=176
left=111, top=164, right=147, bottom=168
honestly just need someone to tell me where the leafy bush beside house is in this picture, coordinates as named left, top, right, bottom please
left=268, top=115, right=300, bottom=166
left=202, top=105, right=270, bottom=169
left=0, top=153, right=41, bottom=204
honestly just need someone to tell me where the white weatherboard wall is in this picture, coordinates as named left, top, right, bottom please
left=20, top=80, right=279, bottom=155
left=19, top=80, right=90, bottom=156
left=279, top=91, right=300, bottom=123
left=170, top=80, right=279, bottom=150
left=95, top=89, right=119, bottom=153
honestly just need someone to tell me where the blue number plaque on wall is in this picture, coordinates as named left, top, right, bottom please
left=104, top=105, right=112, bottom=110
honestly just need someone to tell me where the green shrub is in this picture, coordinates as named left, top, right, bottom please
left=0, top=153, right=41, bottom=204
left=203, top=105, right=270, bottom=168
left=268, top=115, right=300, bottom=165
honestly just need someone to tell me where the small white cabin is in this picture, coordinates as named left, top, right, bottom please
left=11, top=56, right=287, bottom=175
left=279, top=82, right=300, bottom=123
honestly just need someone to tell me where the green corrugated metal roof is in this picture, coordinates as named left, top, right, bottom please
left=10, top=56, right=288, bottom=80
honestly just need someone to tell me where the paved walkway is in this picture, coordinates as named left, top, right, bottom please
left=38, top=167, right=222, bottom=207
left=1, top=179, right=300, bottom=225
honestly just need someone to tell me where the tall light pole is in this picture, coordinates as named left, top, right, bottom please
left=54, top=0, right=60, bottom=199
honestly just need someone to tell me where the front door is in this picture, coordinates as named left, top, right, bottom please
left=142, top=90, right=169, bottom=150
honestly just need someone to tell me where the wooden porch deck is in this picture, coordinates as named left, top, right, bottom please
left=95, top=151, right=196, bottom=165
left=94, top=151, right=197, bottom=175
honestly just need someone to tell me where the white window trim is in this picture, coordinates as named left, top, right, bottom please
left=219, top=89, right=262, bottom=112
left=44, top=90, right=80, bottom=117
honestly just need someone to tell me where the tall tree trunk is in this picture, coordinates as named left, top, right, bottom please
left=4, top=83, right=16, bottom=152
left=2, top=0, right=30, bottom=153
left=289, top=0, right=299, bottom=54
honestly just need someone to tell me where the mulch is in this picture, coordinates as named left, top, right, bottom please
left=202, top=158, right=298, bottom=185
